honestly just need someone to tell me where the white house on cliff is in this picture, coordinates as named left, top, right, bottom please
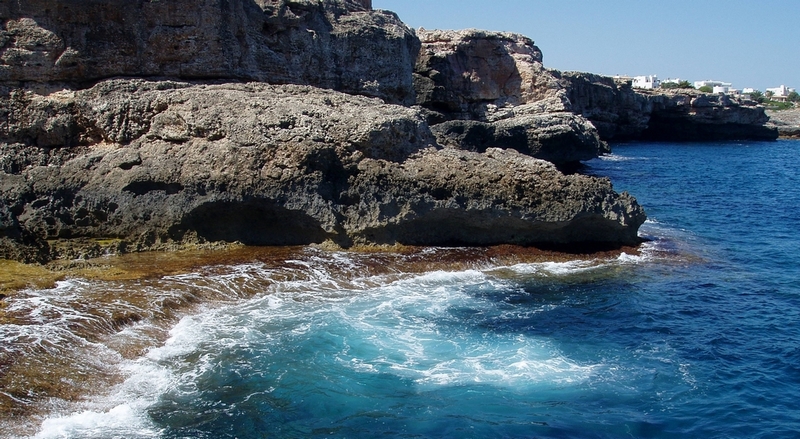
left=766, top=85, right=796, bottom=100
left=631, top=75, right=660, bottom=89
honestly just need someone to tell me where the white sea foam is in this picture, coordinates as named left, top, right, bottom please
left=380, top=335, right=598, bottom=389
left=396, top=269, right=488, bottom=287
left=33, top=306, right=252, bottom=438
left=33, top=357, right=172, bottom=439
left=35, top=404, right=160, bottom=439
left=320, top=273, right=599, bottom=391
left=23, top=250, right=629, bottom=437
left=592, top=154, right=645, bottom=162
left=616, top=251, right=645, bottom=264
left=30, top=334, right=175, bottom=438
left=502, top=259, right=601, bottom=276
left=422, top=355, right=591, bottom=387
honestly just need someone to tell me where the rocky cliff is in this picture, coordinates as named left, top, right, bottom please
left=559, top=71, right=779, bottom=141
left=0, top=80, right=645, bottom=262
left=410, top=31, right=777, bottom=148
left=414, top=29, right=568, bottom=117
left=0, top=1, right=648, bottom=263
left=413, top=29, right=607, bottom=169
left=1, top=0, right=415, bottom=104
left=766, top=108, right=800, bottom=139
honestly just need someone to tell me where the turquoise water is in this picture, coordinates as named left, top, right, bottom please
left=28, top=140, right=800, bottom=438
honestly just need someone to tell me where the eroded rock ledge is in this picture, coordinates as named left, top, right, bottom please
left=413, top=29, right=608, bottom=169
left=1, top=1, right=648, bottom=263
left=0, top=80, right=645, bottom=262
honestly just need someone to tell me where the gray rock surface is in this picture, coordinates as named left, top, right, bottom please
left=555, top=72, right=652, bottom=140
left=0, top=80, right=645, bottom=262
left=349, top=147, right=643, bottom=247
left=558, top=71, right=778, bottom=141
left=414, top=29, right=568, bottom=118
left=431, top=112, right=608, bottom=165
left=766, top=108, right=800, bottom=139
left=412, top=29, right=607, bottom=167
left=1, top=0, right=417, bottom=104
left=0, top=2, right=651, bottom=263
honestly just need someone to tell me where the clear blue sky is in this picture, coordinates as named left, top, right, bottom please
left=373, top=0, right=798, bottom=92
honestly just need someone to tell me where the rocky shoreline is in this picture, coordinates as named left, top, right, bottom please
left=0, top=0, right=778, bottom=264
left=558, top=72, right=778, bottom=142
left=0, top=78, right=644, bottom=263
left=766, top=108, right=800, bottom=139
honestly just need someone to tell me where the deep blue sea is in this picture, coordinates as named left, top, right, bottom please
left=8, top=140, right=800, bottom=438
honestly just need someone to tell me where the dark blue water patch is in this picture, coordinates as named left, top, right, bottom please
left=580, top=141, right=800, bottom=437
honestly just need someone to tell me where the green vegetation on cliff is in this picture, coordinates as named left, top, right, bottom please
left=660, top=80, right=694, bottom=90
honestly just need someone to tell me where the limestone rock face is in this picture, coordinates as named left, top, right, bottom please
left=431, top=112, right=609, bottom=165
left=348, top=147, right=643, bottom=247
left=559, top=71, right=778, bottom=141
left=0, top=0, right=418, bottom=104
left=0, top=80, right=645, bottom=262
left=766, top=108, right=800, bottom=139
left=412, top=29, right=605, bottom=167
left=414, top=29, right=568, bottom=118
left=556, top=72, right=653, bottom=140
left=0, top=2, right=650, bottom=262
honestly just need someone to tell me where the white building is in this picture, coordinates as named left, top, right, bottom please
left=766, top=85, right=795, bottom=97
left=660, top=78, right=683, bottom=86
left=694, top=80, right=732, bottom=90
left=632, top=75, right=660, bottom=89
left=742, top=87, right=757, bottom=94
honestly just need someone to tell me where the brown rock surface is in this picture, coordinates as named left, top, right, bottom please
left=414, top=29, right=568, bottom=117
left=413, top=29, right=606, bottom=167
